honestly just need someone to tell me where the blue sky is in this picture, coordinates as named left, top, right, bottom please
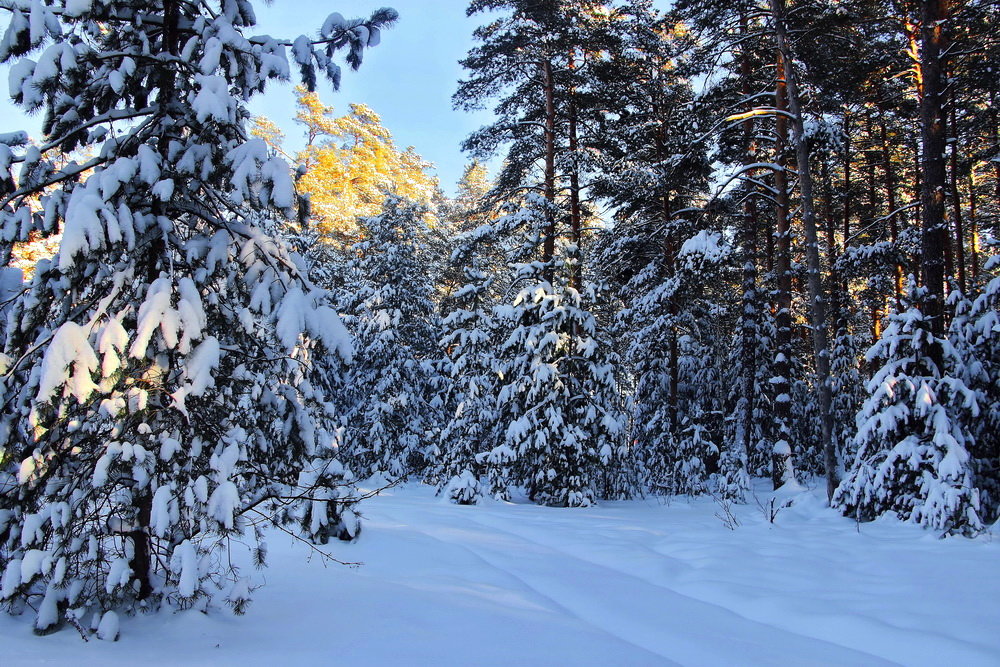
left=0, top=2, right=493, bottom=196
left=249, top=1, right=496, bottom=195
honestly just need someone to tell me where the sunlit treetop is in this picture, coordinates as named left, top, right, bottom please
left=255, top=87, right=439, bottom=245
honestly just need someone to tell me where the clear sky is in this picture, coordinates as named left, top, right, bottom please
left=249, top=1, right=496, bottom=195
left=0, top=2, right=494, bottom=196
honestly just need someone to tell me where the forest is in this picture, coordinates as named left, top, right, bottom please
left=0, top=0, right=997, bottom=658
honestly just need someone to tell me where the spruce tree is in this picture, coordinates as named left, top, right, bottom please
left=482, top=197, right=628, bottom=506
left=834, top=279, right=983, bottom=536
left=954, top=256, right=1000, bottom=521
left=337, top=196, right=445, bottom=481
left=437, top=257, right=497, bottom=504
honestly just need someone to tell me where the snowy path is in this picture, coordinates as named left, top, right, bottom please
left=3, top=482, right=999, bottom=665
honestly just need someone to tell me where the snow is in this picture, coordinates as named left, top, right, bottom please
left=105, top=559, right=130, bottom=594
left=8, top=58, right=35, bottom=102
left=0, top=559, right=20, bottom=599
left=192, top=75, right=236, bottom=124
left=0, top=266, right=22, bottom=307
left=137, top=145, right=161, bottom=184
left=150, top=485, right=174, bottom=538
left=274, top=286, right=307, bottom=351
left=678, top=229, right=730, bottom=266
left=174, top=541, right=198, bottom=599
left=63, top=0, right=92, bottom=18
left=58, top=181, right=107, bottom=270
left=35, top=321, right=99, bottom=404
left=151, top=179, right=174, bottom=201
left=19, top=549, right=46, bottom=582
left=2, top=481, right=997, bottom=664
left=97, top=612, right=119, bottom=642
left=207, top=480, right=240, bottom=529
left=171, top=336, right=221, bottom=412
left=130, top=278, right=175, bottom=359
left=0, top=130, right=28, bottom=146
left=261, top=157, right=294, bottom=208
left=321, top=12, right=348, bottom=36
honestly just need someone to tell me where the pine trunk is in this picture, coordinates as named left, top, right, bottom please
left=969, top=173, right=979, bottom=286
left=567, top=51, right=583, bottom=291
left=918, top=0, right=950, bottom=340
left=739, top=18, right=759, bottom=462
left=881, top=123, right=903, bottom=304
left=771, top=46, right=794, bottom=489
left=948, top=102, right=966, bottom=293
left=772, top=0, right=836, bottom=500
left=542, top=58, right=557, bottom=281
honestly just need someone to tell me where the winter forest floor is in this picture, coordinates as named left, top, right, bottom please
left=3, top=480, right=998, bottom=666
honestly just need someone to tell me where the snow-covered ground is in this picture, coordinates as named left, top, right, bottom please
left=3, top=480, right=998, bottom=666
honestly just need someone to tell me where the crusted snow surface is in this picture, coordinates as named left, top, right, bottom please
left=1, top=480, right=998, bottom=665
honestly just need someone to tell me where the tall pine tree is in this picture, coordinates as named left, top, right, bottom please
left=0, top=0, right=395, bottom=633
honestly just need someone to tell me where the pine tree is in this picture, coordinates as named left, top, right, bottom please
left=0, top=0, right=395, bottom=634
left=670, top=325, right=725, bottom=497
left=828, top=303, right=865, bottom=473
left=445, top=161, right=493, bottom=233
left=834, top=279, right=983, bottom=536
left=338, top=197, right=445, bottom=481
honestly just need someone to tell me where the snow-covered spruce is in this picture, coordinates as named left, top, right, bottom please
left=336, top=197, right=446, bottom=481
left=833, top=280, right=983, bottom=536
left=481, top=198, right=628, bottom=507
left=0, top=0, right=396, bottom=635
left=720, top=255, right=774, bottom=501
left=436, top=258, right=498, bottom=504
left=827, top=303, right=865, bottom=476
left=609, top=225, right=731, bottom=498
left=951, top=256, right=1000, bottom=522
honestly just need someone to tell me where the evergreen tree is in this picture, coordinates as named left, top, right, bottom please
left=437, top=257, right=497, bottom=504
left=338, top=197, right=445, bottom=481
left=288, top=90, right=439, bottom=245
left=467, top=197, right=628, bottom=506
left=834, top=279, right=983, bottom=536
left=445, top=161, right=494, bottom=234
left=954, top=256, right=1000, bottom=521
left=456, top=1, right=630, bottom=505
left=0, top=0, right=395, bottom=633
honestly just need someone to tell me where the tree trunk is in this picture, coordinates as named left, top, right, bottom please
left=842, top=112, right=852, bottom=243
left=542, top=58, right=557, bottom=282
left=567, top=51, right=583, bottom=291
left=918, top=0, right=950, bottom=340
left=866, top=117, right=884, bottom=342
left=913, top=139, right=923, bottom=230
left=771, top=45, right=794, bottom=490
left=664, top=204, right=679, bottom=434
left=651, top=95, right=680, bottom=434
left=948, top=102, right=966, bottom=293
left=772, top=0, right=836, bottom=500
left=739, top=16, right=759, bottom=464
left=129, top=0, right=184, bottom=601
left=992, top=90, right=1000, bottom=203
left=129, top=492, right=155, bottom=600
left=969, top=173, right=979, bottom=286
left=881, top=123, right=903, bottom=305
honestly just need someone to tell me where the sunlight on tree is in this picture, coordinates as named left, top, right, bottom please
left=256, top=87, right=440, bottom=244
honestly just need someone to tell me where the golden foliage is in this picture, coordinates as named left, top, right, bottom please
left=8, top=148, right=94, bottom=279
left=11, top=229, right=61, bottom=280
left=250, top=115, right=286, bottom=152
left=259, top=87, right=440, bottom=244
